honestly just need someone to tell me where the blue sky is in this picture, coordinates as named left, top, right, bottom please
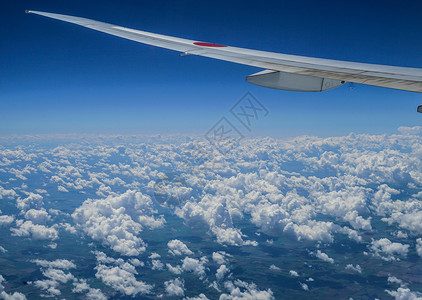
left=2, top=0, right=422, bottom=136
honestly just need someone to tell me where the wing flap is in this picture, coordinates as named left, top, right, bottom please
left=247, top=70, right=344, bottom=92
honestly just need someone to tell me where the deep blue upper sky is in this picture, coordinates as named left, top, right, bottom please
left=2, top=0, right=422, bottom=136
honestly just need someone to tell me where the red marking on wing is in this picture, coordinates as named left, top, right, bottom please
left=193, top=42, right=227, bottom=47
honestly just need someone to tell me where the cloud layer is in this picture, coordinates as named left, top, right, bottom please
left=1, top=130, right=422, bottom=299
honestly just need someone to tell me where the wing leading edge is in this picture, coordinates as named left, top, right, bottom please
left=26, top=10, right=422, bottom=95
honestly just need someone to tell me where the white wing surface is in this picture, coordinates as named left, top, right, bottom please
left=27, top=10, right=422, bottom=93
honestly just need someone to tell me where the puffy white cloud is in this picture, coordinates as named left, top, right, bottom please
left=167, top=263, right=183, bottom=275
left=416, top=238, right=422, bottom=258
left=72, top=190, right=165, bottom=256
left=152, top=176, right=193, bottom=207
left=216, top=265, right=230, bottom=281
left=388, top=276, right=405, bottom=286
left=48, top=209, right=65, bottom=216
left=11, top=220, right=58, bottom=240
left=57, top=186, right=69, bottom=192
left=92, top=251, right=152, bottom=296
left=269, top=265, right=280, bottom=271
left=47, top=243, right=57, bottom=249
left=176, top=198, right=257, bottom=246
left=300, top=282, right=309, bottom=291
left=0, top=187, right=17, bottom=200
left=129, top=258, right=144, bottom=267
left=395, top=212, right=422, bottom=235
left=149, top=253, right=160, bottom=259
left=85, top=288, right=108, bottom=300
left=212, top=251, right=231, bottom=265
left=92, top=251, right=138, bottom=274
left=284, top=221, right=337, bottom=243
left=24, top=209, right=50, bottom=224
left=29, top=257, right=104, bottom=299
left=386, top=287, right=422, bottom=300
left=32, top=278, right=61, bottom=297
left=42, top=268, right=74, bottom=283
left=168, top=239, right=193, bottom=256
left=315, top=250, right=334, bottom=264
left=0, top=215, right=14, bottom=226
left=398, top=126, right=422, bottom=135
left=209, top=280, right=221, bottom=292
left=31, top=259, right=76, bottom=270
left=370, top=238, right=409, bottom=261
left=289, top=270, right=299, bottom=277
left=72, top=279, right=107, bottom=300
left=164, top=278, right=185, bottom=297
left=184, top=294, right=209, bottom=300
left=95, top=264, right=153, bottom=296
left=315, top=188, right=372, bottom=231
left=60, top=223, right=77, bottom=234
left=151, top=260, right=164, bottom=271
left=92, top=251, right=117, bottom=264
left=211, top=227, right=257, bottom=247
left=181, top=257, right=208, bottom=280
left=16, top=193, right=43, bottom=212
left=138, top=215, right=165, bottom=230
left=33, top=268, right=75, bottom=297
left=394, top=231, right=408, bottom=239
left=0, top=275, right=26, bottom=300
left=220, top=280, right=274, bottom=300
left=345, top=264, right=362, bottom=273
left=35, top=189, right=48, bottom=195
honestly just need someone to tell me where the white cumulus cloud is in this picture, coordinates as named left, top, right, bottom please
left=0, top=275, right=26, bottom=300
left=370, top=238, right=409, bottom=261
left=164, top=278, right=185, bottom=297
left=220, top=280, right=274, bottom=300
left=315, top=250, right=334, bottom=264
left=345, top=264, right=362, bottom=273
left=168, top=239, right=193, bottom=256
left=72, top=190, right=165, bottom=256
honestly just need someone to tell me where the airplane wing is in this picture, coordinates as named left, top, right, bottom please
left=26, top=10, right=422, bottom=95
